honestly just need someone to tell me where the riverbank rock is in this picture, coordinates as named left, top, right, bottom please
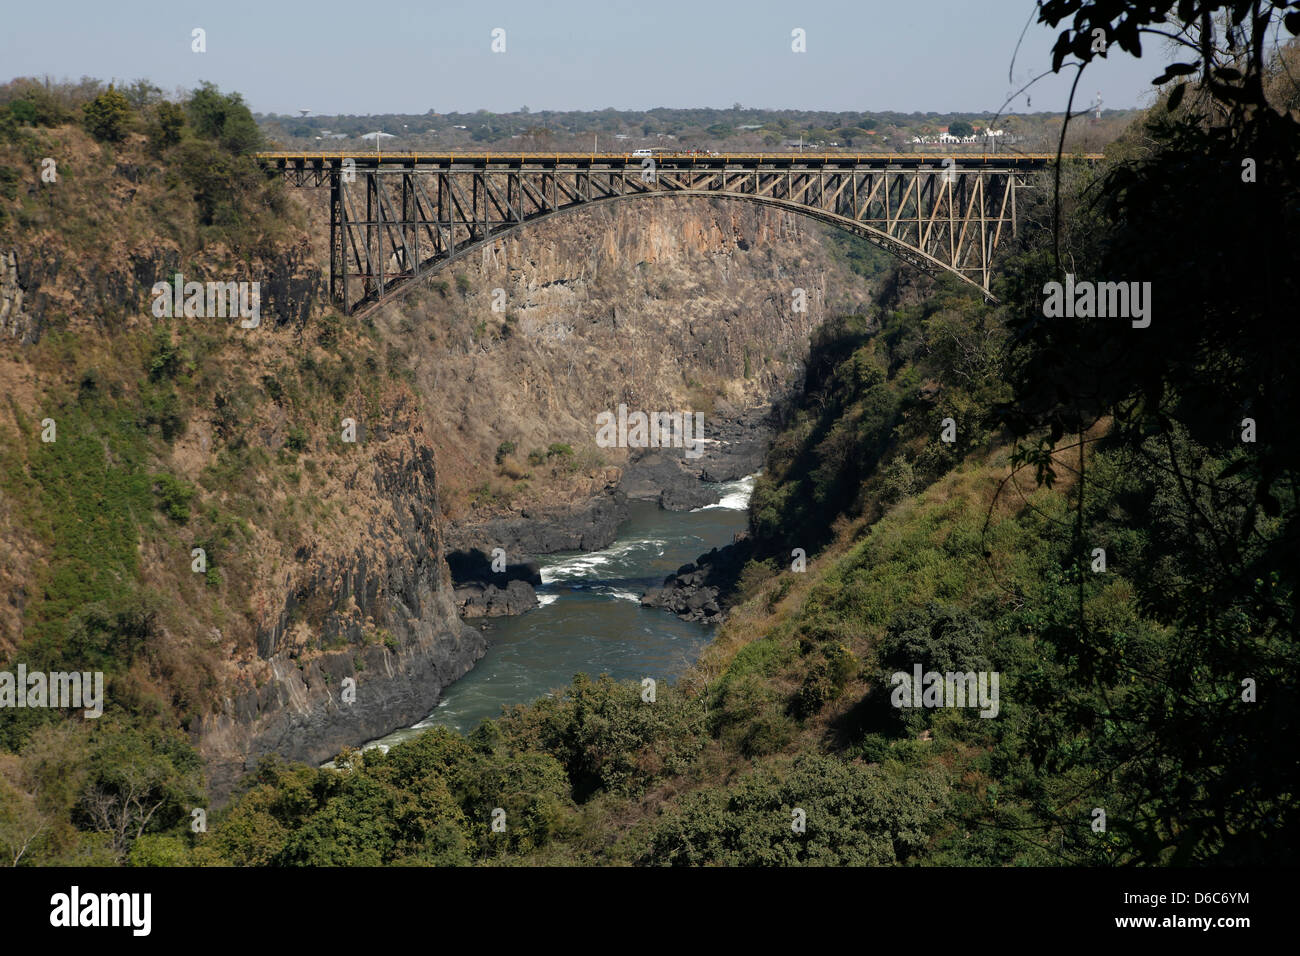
left=455, top=579, right=540, bottom=618
left=446, top=487, right=628, bottom=559
left=641, top=538, right=753, bottom=624
left=619, top=401, right=775, bottom=511
left=444, top=403, right=773, bottom=623
left=621, top=450, right=718, bottom=510
left=445, top=548, right=542, bottom=619
left=445, top=548, right=544, bottom=586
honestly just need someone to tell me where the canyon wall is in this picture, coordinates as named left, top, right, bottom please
left=0, top=151, right=875, bottom=800
left=369, top=196, right=872, bottom=547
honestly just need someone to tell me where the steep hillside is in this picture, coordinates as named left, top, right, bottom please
left=185, top=91, right=1298, bottom=866
left=0, top=79, right=870, bottom=841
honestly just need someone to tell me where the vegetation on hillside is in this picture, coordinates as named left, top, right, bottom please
left=1, top=1, right=1296, bottom=866
left=0, top=79, right=419, bottom=864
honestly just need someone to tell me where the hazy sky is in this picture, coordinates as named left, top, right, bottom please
left=2, top=0, right=1166, bottom=115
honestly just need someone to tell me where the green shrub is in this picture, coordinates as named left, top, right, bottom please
left=0, top=165, right=19, bottom=201
left=127, top=834, right=189, bottom=867
left=496, top=674, right=706, bottom=802
left=147, top=333, right=184, bottom=382
left=640, top=755, right=951, bottom=866
left=146, top=101, right=185, bottom=154
left=82, top=86, right=133, bottom=143
left=469, top=481, right=498, bottom=507
left=790, top=643, right=858, bottom=720
left=138, top=383, right=186, bottom=442
left=7, top=99, right=38, bottom=126
left=261, top=374, right=284, bottom=402
left=285, top=426, right=309, bottom=453
left=186, top=82, right=261, bottom=155
left=152, top=473, right=196, bottom=522
left=317, top=312, right=343, bottom=348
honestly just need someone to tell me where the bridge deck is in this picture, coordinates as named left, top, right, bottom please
left=265, top=150, right=1095, bottom=313
left=257, top=151, right=1101, bottom=171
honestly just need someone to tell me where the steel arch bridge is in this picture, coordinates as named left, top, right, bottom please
left=259, top=151, right=1100, bottom=315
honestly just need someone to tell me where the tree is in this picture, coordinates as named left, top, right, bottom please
left=186, top=82, right=261, bottom=155
left=948, top=120, right=973, bottom=138
left=990, top=1, right=1300, bottom=864
left=75, top=724, right=204, bottom=863
left=7, top=99, right=36, bottom=126
left=82, top=85, right=133, bottom=142
left=146, top=101, right=185, bottom=154
left=122, top=79, right=162, bottom=110
left=0, top=756, right=48, bottom=866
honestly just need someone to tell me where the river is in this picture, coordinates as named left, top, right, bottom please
left=363, top=474, right=755, bottom=750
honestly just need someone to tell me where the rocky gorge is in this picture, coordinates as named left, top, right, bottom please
left=0, top=127, right=874, bottom=802
left=444, top=397, right=778, bottom=618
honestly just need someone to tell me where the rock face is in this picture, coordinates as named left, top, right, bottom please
left=0, top=250, right=36, bottom=344
left=373, top=196, right=869, bottom=515
left=0, top=241, right=323, bottom=345
left=1, top=170, right=875, bottom=803
left=446, top=487, right=629, bottom=560
left=642, top=538, right=754, bottom=625
left=619, top=400, right=776, bottom=511
left=447, top=548, right=543, bottom=617
left=197, top=431, right=485, bottom=802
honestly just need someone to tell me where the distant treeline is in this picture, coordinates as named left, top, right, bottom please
left=257, top=105, right=1135, bottom=152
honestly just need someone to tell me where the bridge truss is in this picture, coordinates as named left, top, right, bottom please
left=262, top=153, right=1076, bottom=314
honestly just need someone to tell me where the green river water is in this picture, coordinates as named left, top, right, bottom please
left=363, top=474, right=754, bottom=749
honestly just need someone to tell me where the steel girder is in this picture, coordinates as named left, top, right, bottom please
left=274, top=158, right=1035, bottom=314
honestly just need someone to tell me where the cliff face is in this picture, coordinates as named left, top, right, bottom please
left=197, top=419, right=485, bottom=799
left=0, top=127, right=875, bottom=801
left=368, top=196, right=872, bottom=548
left=1, top=225, right=480, bottom=800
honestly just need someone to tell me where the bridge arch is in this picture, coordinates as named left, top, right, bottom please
left=261, top=153, right=1087, bottom=314
left=370, top=190, right=984, bottom=317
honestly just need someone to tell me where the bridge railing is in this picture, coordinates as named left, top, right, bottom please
left=256, top=150, right=1103, bottom=167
